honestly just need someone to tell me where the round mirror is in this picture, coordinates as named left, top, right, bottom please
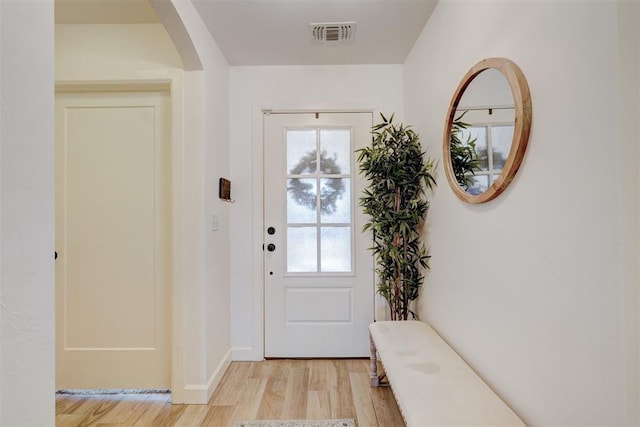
left=443, top=58, right=532, bottom=204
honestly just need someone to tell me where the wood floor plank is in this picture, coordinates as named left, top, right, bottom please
left=130, top=394, right=172, bottom=426
left=229, top=378, right=268, bottom=423
left=174, top=404, right=210, bottom=426
left=308, top=359, right=329, bottom=391
left=97, top=394, right=153, bottom=424
left=55, top=360, right=404, bottom=427
left=55, top=414, right=84, bottom=427
left=306, top=390, right=331, bottom=420
left=330, top=360, right=356, bottom=419
left=67, top=396, right=117, bottom=416
left=210, top=362, right=253, bottom=406
left=255, top=360, right=292, bottom=419
left=149, top=402, right=185, bottom=427
left=94, top=423, right=130, bottom=427
left=200, top=405, right=234, bottom=427
left=256, top=376, right=287, bottom=419
left=370, top=385, right=405, bottom=427
left=346, top=358, right=369, bottom=373
left=248, top=361, right=272, bottom=379
left=349, top=372, right=378, bottom=427
left=280, top=363, right=309, bottom=420
left=325, top=360, right=340, bottom=419
left=56, top=395, right=86, bottom=415
left=76, top=398, right=121, bottom=427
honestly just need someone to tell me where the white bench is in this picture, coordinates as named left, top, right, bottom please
left=369, top=321, right=525, bottom=427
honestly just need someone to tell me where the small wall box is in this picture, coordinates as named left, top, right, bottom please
left=219, top=178, right=232, bottom=201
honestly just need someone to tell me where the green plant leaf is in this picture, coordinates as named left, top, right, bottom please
left=357, top=113, right=436, bottom=320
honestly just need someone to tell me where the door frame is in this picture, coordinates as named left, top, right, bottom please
left=55, top=77, right=186, bottom=402
left=247, top=106, right=382, bottom=361
left=262, top=111, right=376, bottom=357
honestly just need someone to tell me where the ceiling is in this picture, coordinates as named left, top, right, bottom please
left=55, top=0, right=438, bottom=66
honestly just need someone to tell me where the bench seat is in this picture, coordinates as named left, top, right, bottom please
left=369, top=321, right=525, bottom=427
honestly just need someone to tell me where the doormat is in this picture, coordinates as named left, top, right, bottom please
left=233, top=420, right=355, bottom=427
left=56, top=389, right=170, bottom=395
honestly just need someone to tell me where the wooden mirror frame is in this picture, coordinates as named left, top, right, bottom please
left=443, top=57, right=532, bottom=204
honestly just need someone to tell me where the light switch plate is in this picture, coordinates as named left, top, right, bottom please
left=212, top=214, right=220, bottom=231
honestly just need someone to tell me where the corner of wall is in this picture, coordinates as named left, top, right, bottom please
left=0, top=0, right=55, bottom=424
left=168, top=0, right=232, bottom=399
left=149, top=0, right=202, bottom=71
left=182, top=349, right=232, bottom=404
left=617, top=1, right=640, bottom=424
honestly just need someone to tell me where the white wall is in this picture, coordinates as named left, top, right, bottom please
left=167, top=1, right=232, bottom=404
left=404, top=1, right=633, bottom=425
left=0, top=1, right=55, bottom=425
left=56, top=24, right=183, bottom=79
left=56, top=12, right=232, bottom=404
left=229, top=65, right=403, bottom=360
left=10, top=0, right=638, bottom=426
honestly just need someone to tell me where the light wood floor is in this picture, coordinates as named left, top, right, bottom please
left=55, top=359, right=405, bottom=427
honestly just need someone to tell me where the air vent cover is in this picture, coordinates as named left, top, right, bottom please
left=310, top=22, right=356, bottom=42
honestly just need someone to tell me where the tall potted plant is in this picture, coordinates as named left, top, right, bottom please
left=449, top=112, right=480, bottom=190
left=356, top=113, right=436, bottom=320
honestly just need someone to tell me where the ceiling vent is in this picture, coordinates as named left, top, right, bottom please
left=310, top=22, right=356, bottom=43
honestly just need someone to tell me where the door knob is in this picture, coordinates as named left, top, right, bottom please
left=267, top=243, right=276, bottom=252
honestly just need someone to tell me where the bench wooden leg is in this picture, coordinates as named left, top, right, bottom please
left=370, top=332, right=381, bottom=387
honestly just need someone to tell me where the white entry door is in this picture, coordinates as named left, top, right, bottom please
left=55, top=90, right=171, bottom=389
left=264, top=112, right=374, bottom=357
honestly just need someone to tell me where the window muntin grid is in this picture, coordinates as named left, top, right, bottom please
left=460, top=124, right=515, bottom=195
left=285, top=127, right=353, bottom=274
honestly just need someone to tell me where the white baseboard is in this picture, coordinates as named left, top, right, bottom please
left=232, top=346, right=263, bottom=361
left=182, top=349, right=232, bottom=404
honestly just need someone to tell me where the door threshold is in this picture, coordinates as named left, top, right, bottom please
left=56, top=389, right=170, bottom=395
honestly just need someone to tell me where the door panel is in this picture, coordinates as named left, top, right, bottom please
left=55, top=90, right=170, bottom=389
left=285, top=287, right=352, bottom=322
left=264, top=112, right=373, bottom=357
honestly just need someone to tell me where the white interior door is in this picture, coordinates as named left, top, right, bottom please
left=55, top=89, right=171, bottom=389
left=264, top=112, right=373, bottom=357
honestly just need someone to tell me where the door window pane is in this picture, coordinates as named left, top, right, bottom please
left=491, top=125, right=514, bottom=170
left=287, top=178, right=317, bottom=223
left=320, top=178, right=350, bottom=223
left=288, top=227, right=317, bottom=272
left=320, top=129, right=351, bottom=174
left=287, top=130, right=317, bottom=174
left=321, top=227, right=351, bottom=272
left=466, top=174, right=489, bottom=195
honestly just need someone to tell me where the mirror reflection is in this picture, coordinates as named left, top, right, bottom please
left=452, top=68, right=514, bottom=195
